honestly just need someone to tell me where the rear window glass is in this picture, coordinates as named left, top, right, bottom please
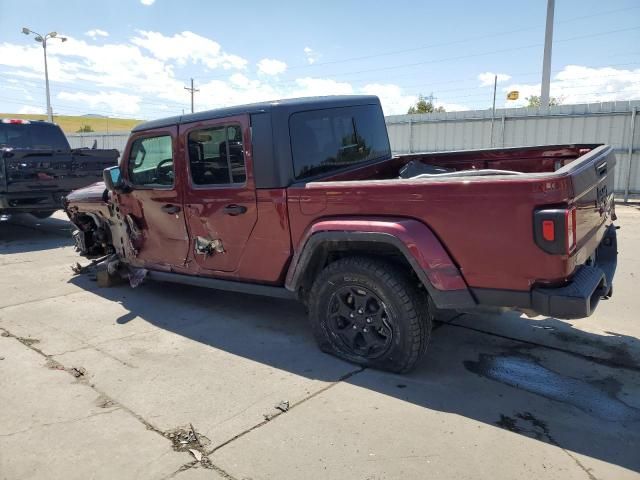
left=290, top=104, right=390, bottom=180
left=0, top=123, right=69, bottom=150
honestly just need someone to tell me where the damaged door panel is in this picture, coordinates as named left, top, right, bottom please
left=180, top=116, right=258, bottom=273
left=115, top=127, right=190, bottom=270
left=194, top=236, right=225, bottom=256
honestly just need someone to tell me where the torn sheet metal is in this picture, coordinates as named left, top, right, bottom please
left=194, top=236, right=225, bottom=256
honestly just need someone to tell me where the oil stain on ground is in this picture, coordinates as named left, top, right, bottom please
left=464, top=353, right=640, bottom=423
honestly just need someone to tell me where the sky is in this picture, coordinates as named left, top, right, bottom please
left=0, top=0, right=639, bottom=119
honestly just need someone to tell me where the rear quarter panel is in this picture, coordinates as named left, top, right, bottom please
left=288, top=174, right=578, bottom=292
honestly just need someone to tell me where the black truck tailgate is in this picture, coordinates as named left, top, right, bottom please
left=1, top=148, right=118, bottom=193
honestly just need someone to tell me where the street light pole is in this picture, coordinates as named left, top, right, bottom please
left=42, top=39, right=52, bottom=122
left=21, top=27, right=67, bottom=122
left=540, top=0, right=555, bottom=108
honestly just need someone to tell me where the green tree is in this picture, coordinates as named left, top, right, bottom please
left=76, top=124, right=95, bottom=133
left=525, top=95, right=562, bottom=107
left=407, top=95, right=446, bottom=114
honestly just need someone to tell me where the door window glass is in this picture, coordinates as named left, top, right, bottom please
left=188, top=125, right=246, bottom=185
left=127, top=135, right=174, bottom=187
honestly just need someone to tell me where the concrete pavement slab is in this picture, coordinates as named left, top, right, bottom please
left=0, top=334, right=190, bottom=480
left=1, top=276, right=358, bottom=449
left=209, top=325, right=640, bottom=480
left=2, top=206, right=639, bottom=480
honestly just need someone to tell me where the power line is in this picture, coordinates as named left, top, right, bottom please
left=192, top=26, right=640, bottom=87
left=193, top=6, right=640, bottom=82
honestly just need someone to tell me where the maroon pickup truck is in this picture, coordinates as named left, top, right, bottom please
left=64, top=95, right=618, bottom=373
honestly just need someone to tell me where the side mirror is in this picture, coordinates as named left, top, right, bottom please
left=103, top=166, right=122, bottom=192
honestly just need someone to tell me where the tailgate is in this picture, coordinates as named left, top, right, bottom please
left=566, top=145, right=616, bottom=254
left=1, top=148, right=118, bottom=193
left=532, top=145, right=615, bottom=268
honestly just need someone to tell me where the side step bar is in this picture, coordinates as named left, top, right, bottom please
left=147, top=270, right=295, bottom=300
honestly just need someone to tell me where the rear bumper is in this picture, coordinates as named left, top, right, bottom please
left=472, top=224, right=617, bottom=319
left=0, top=191, right=65, bottom=213
left=531, top=224, right=617, bottom=319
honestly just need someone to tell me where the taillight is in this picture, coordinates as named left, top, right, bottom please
left=534, top=206, right=577, bottom=255
left=542, top=220, right=555, bottom=242
left=1, top=119, right=31, bottom=124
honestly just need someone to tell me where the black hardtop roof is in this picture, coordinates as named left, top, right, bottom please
left=132, top=95, right=380, bottom=133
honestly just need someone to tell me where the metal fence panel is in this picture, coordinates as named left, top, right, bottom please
left=386, top=101, right=640, bottom=196
left=66, top=101, right=640, bottom=196
left=67, top=132, right=129, bottom=156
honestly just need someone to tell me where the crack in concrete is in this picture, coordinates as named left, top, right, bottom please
left=1, top=325, right=237, bottom=480
left=1, top=309, right=138, bottom=369
left=165, top=367, right=365, bottom=480
left=0, top=408, right=122, bottom=438
left=0, top=288, right=100, bottom=311
left=207, top=366, right=366, bottom=456
left=496, top=411, right=598, bottom=480
left=162, top=461, right=238, bottom=480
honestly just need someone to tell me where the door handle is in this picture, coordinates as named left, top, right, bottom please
left=161, top=204, right=181, bottom=214
left=223, top=204, right=247, bottom=216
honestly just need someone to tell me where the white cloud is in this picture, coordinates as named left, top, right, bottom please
left=14, top=31, right=635, bottom=119
left=360, top=83, right=416, bottom=115
left=303, top=47, right=319, bottom=65
left=503, top=65, right=640, bottom=107
left=0, top=33, right=437, bottom=117
left=18, top=105, right=44, bottom=114
left=257, top=58, right=287, bottom=76
left=140, top=0, right=155, bottom=5
left=292, top=77, right=353, bottom=97
left=85, top=29, right=109, bottom=38
left=58, top=91, right=142, bottom=115
left=131, top=30, right=247, bottom=70
left=478, top=72, right=511, bottom=87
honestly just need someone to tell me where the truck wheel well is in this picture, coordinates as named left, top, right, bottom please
left=296, top=240, right=421, bottom=303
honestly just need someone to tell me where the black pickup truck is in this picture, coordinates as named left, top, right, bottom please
left=0, top=119, right=119, bottom=219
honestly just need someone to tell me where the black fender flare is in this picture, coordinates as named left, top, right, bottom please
left=285, top=230, right=476, bottom=309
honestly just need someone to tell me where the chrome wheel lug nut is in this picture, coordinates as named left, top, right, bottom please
left=349, top=313, right=354, bottom=318
left=357, top=308, right=363, bottom=314
left=352, top=325, right=357, bottom=330
left=366, top=317, right=372, bottom=323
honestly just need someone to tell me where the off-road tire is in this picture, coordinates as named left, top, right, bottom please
left=308, top=256, right=433, bottom=373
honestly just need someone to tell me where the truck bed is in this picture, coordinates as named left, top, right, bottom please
left=289, top=144, right=615, bottom=293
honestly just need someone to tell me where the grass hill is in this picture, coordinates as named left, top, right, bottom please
left=0, top=113, right=142, bottom=134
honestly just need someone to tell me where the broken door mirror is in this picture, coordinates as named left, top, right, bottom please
left=103, top=166, right=126, bottom=192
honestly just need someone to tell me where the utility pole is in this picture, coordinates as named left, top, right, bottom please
left=184, top=78, right=199, bottom=113
left=540, top=0, right=555, bottom=108
left=490, top=75, right=497, bottom=147
left=22, top=28, right=67, bottom=122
